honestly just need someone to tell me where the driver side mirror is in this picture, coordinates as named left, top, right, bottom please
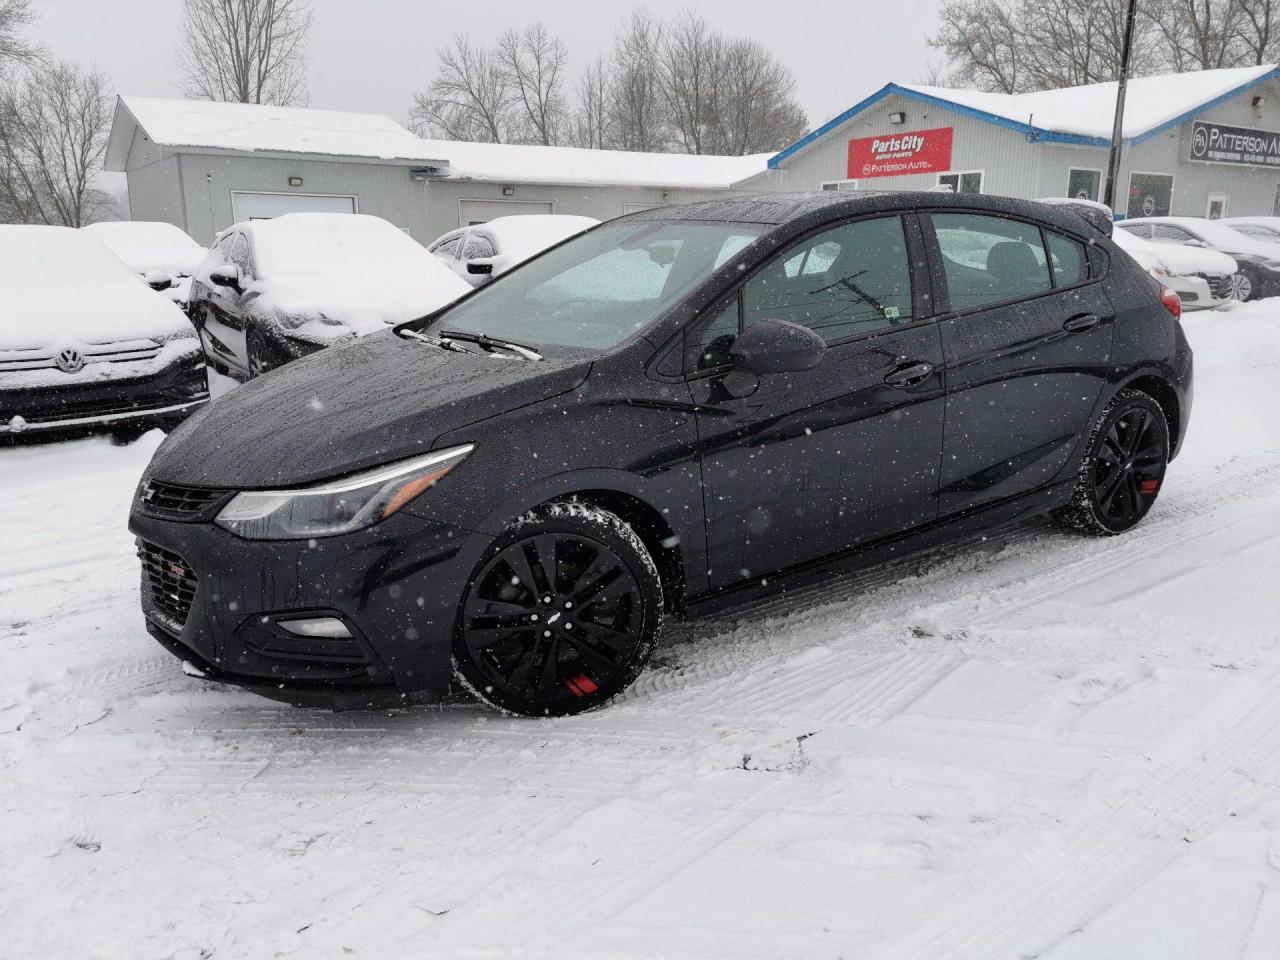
left=208, top=264, right=242, bottom=292
left=143, top=268, right=173, bottom=291
left=466, top=258, right=495, bottom=277
left=1185, top=239, right=1208, bottom=248
left=730, top=319, right=826, bottom=375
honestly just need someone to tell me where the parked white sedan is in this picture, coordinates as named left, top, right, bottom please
left=430, top=215, right=600, bottom=287
left=1111, top=226, right=1238, bottom=310
left=83, top=220, right=209, bottom=305
left=0, top=226, right=207, bottom=437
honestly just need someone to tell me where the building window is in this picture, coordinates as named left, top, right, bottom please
left=1206, top=193, right=1229, bottom=219
left=1067, top=168, right=1102, bottom=202
left=938, top=171, right=983, bottom=194
left=1126, top=173, right=1174, bottom=219
left=821, top=180, right=860, bottom=192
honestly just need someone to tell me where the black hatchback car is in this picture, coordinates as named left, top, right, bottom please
left=130, top=192, right=1192, bottom=716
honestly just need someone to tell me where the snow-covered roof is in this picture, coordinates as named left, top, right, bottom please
left=105, top=96, right=447, bottom=168
left=105, top=96, right=769, bottom=190
left=771, top=65, right=1280, bottom=168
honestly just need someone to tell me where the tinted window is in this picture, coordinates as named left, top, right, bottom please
left=462, top=234, right=496, bottom=259
left=697, top=299, right=742, bottom=369
left=1047, top=232, right=1088, bottom=287
left=1151, top=224, right=1193, bottom=243
left=933, top=214, right=1050, bottom=311
left=741, top=216, right=914, bottom=345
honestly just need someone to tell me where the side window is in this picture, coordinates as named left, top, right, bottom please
left=462, top=234, right=496, bottom=260
left=1121, top=224, right=1152, bottom=240
left=697, top=299, right=742, bottom=370
left=933, top=213, right=1051, bottom=312
left=742, top=216, right=915, bottom=345
left=224, top=233, right=252, bottom=277
left=434, top=236, right=462, bottom=258
left=1046, top=232, right=1089, bottom=287
left=1151, top=224, right=1191, bottom=243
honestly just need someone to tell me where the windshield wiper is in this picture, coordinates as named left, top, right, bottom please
left=437, top=330, right=544, bottom=362
left=399, top=329, right=477, bottom=354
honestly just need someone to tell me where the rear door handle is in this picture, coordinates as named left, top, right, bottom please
left=1063, top=313, right=1102, bottom=333
left=884, top=361, right=935, bottom=388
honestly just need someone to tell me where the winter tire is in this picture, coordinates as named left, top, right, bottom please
left=1052, top=389, right=1169, bottom=536
left=453, top=501, right=663, bottom=717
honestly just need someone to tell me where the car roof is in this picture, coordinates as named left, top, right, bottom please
left=624, top=191, right=1106, bottom=238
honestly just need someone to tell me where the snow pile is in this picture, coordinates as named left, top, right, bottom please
left=0, top=226, right=195, bottom=350
left=903, top=64, right=1277, bottom=141
left=231, top=213, right=470, bottom=335
left=83, top=220, right=208, bottom=278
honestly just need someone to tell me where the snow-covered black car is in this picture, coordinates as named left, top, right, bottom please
left=131, top=192, right=1192, bottom=717
left=1, top=226, right=208, bottom=439
left=187, top=213, right=470, bottom=380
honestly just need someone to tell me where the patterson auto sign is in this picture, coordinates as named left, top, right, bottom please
left=1189, top=120, right=1280, bottom=168
left=848, top=127, right=954, bottom=179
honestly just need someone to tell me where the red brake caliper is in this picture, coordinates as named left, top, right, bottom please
left=565, top=674, right=598, bottom=697
left=1139, top=479, right=1160, bottom=496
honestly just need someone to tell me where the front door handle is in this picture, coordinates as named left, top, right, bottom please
left=884, top=361, right=935, bottom=388
left=1064, top=313, right=1102, bottom=333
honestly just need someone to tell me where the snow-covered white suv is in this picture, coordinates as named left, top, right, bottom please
left=0, top=226, right=208, bottom=438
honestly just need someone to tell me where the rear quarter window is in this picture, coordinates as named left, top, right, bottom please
left=933, top=213, right=1052, bottom=312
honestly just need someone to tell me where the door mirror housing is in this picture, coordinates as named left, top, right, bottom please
left=208, top=264, right=242, bottom=292
left=143, top=268, right=173, bottom=291
left=466, top=259, right=496, bottom=276
left=729, top=319, right=826, bottom=375
left=1185, top=239, right=1208, bottom=248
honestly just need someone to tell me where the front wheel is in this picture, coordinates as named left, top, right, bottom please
left=1230, top=268, right=1256, bottom=302
left=453, top=502, right=663, bottom=717
left=1052, top=389, right=1169, bottom=536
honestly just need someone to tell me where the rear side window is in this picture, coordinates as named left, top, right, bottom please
left=1046, top=232, right=1089, bottom=286
left=933, top=213, right=1050, bottom=311
left=742, top=216, right=915, bottom=345
left=462, top=234, right=496, bottom=259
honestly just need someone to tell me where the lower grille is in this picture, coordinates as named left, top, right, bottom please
left=138, top=540, right=198, bottom=628
left=1, top=393, right=201, bottom=425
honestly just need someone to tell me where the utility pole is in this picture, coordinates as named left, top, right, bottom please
left=1104, top=0, right=1140, bottom=213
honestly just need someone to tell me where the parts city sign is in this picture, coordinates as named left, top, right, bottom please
left=847, top=127, right=954, bottom=180
left=1189, top=120, right=1280, bottom=169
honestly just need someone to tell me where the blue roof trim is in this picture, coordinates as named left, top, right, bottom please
left=768, top=70, right=1280, bottom=168
left=1129, top=67, right=1280, bottom=145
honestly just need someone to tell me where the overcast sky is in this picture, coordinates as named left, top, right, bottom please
left=34, top=0, right=946, bottom=131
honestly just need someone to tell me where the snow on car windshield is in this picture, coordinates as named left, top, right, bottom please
left=428, top=220, right=766, bottom=351
left=82, top=221, right=207, bottom=277
left=0, top=225, right=139, bottom=289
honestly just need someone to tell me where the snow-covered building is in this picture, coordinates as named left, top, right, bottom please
left=104, top=97, right=769, bottom=245
left=743, top=65, right=1280, bottom=220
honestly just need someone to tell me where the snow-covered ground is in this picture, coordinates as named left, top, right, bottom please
left=3, top=305, right=1280, bottom=960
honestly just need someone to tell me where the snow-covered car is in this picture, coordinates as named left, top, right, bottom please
left=1111, top=225, right=1237, bottom=310
left=0, top=226, right=208, bottom=438
left=429, top=215, right=600, bottom=287
left=1221, top=216, right=1280, bottom=243
left=83, top=220, right=209, bottom=305
left=187, top=213, right=471, bottom=380
left=1119, top=217, right=1280, bottom=301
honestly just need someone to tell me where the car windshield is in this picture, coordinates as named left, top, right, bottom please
left=422, top=219, right=767, bottom=352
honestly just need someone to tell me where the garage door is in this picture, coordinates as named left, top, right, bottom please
left=230, top=191, right=357, bottom=222
left=458, top=200, right=553, bottom=226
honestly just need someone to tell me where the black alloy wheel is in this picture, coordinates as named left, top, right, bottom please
left=453, top=503, right=663, bottom=717
left=1054, top=389, right=1169, bottom=536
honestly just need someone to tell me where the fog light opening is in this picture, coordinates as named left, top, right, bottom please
left=278, top=617, right=353, bottom=639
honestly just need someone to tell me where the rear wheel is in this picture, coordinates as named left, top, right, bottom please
left=1052, top=389, right=1169, bottom=536
left=453, top=502, right=663, bottom=717
left=1230, top=268, right=1255, bottom=302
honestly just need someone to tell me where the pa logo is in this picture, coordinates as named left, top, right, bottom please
left=1192, top=127, right=1209, bottom=158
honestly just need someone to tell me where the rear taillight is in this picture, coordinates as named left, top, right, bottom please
left=1159, top=285, right=1182, bottom=320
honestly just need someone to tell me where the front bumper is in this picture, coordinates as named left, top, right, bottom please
left=1, top=353, right=209, bottom=434
left=128, top=501, right=492, bottom=707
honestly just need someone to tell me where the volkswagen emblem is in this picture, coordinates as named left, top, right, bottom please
left=55, top=346, right=85, bottom=373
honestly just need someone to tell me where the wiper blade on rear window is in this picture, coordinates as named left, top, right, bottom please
left=437, top=330, right=544, bottom=362
left=399, top=329, right=477, bottom=354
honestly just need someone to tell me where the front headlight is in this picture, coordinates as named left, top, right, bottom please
left=215, top=445, right=474, bottom=540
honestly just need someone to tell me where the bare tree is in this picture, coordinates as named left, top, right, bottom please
left=0, top=0, right=38, bottom=67
left=496, top=22, right=568, bottom=145
left=658, top=12, right=724, bottom=155
left=608, top=9, right=669, bottom=152
left=409, top=33, right=515, bottom=142
left=1235, top=0, right=1280, bottom=63
left=571, top=55, right=611, bottom=149
left=1150, top=0, right=1243, bottom=70
left=0, top=60, right=115, bottom=226
left=715, top=38, right=808, bottom=155
left=931, top=0, right=1025, bottom=92
left=178, top=0, right=312, bottom=106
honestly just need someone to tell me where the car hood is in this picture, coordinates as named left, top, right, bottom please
left=147, top=331, right=591, bottom=489
left=0, top=279, right=192, bottom=351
